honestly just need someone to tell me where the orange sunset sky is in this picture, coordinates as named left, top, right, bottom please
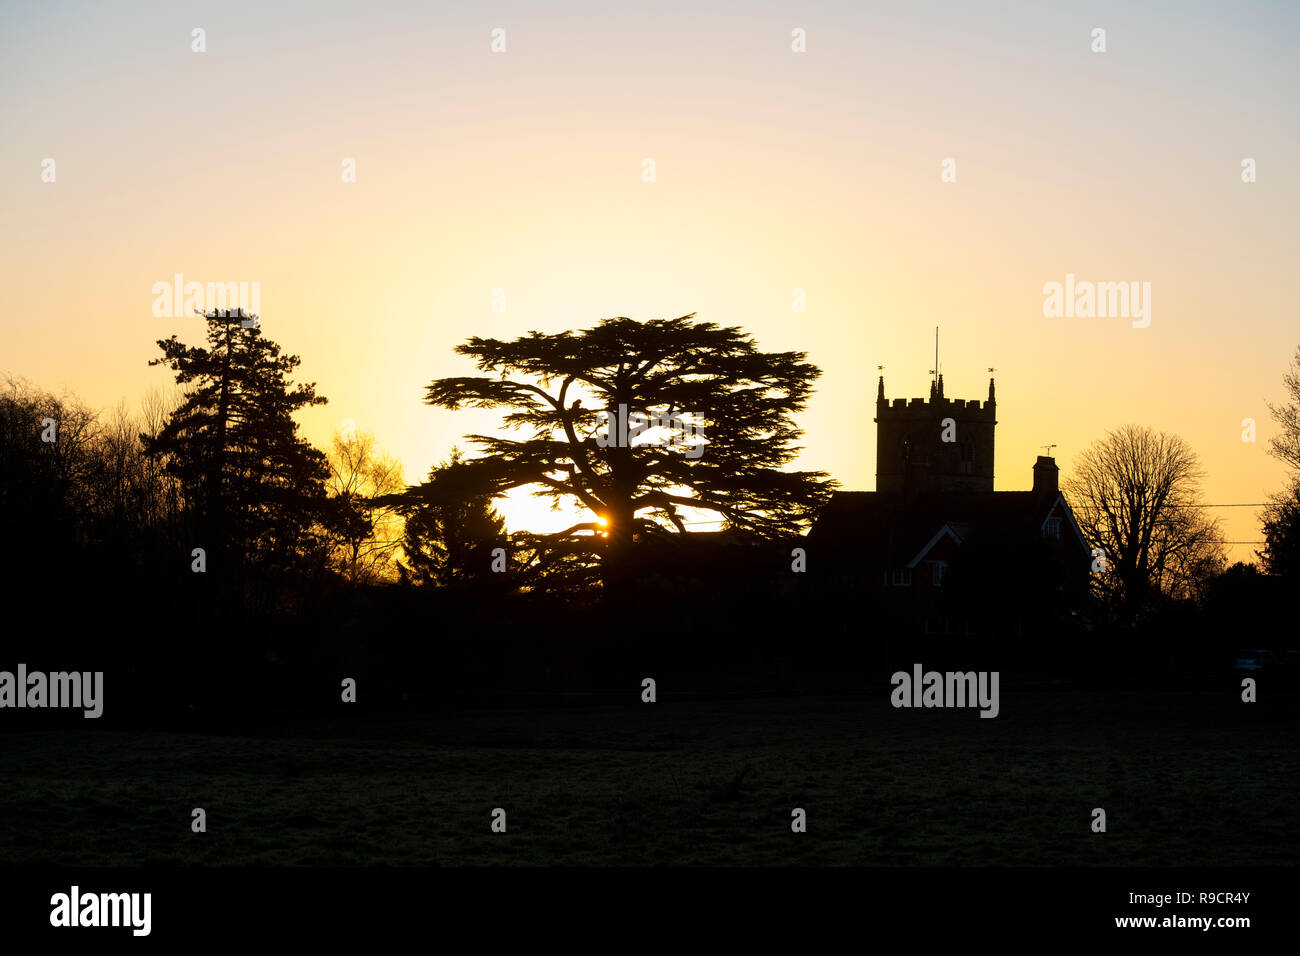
left=3, top=1, right=1298, bottom=560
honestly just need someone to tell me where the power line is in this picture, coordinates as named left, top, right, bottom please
left=1072, top=503, right=1267, bottom=509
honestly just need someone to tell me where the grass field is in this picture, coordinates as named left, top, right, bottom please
left=1, top=691, right=1295, bottom=866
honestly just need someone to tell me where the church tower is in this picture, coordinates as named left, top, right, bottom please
left=874, top=373, right=997, bottom=494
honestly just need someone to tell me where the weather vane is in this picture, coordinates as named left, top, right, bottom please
left=1042, top=443, right=1057, bottom=455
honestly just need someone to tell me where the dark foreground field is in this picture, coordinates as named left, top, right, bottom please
left=1, top=691, right=1295, bottom=866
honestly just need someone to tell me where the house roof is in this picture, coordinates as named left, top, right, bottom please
left=807, top=489, right=1083, bottom=567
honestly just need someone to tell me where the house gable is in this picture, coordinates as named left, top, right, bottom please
left=907, top=523, right=962, bottom=568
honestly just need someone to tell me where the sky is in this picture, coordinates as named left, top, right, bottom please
left=3, top=0, right=1298, bottom=559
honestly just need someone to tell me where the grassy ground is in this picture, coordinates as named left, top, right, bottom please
left=0, top=691, right=1294, bottom=866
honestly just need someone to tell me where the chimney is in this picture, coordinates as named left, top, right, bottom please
left=1032, top=456, right=1058, bottom=498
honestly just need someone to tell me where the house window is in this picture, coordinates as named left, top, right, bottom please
left=891, top=568, right=912, bottom=587
left=929, top=561, right=947, bottom=587
left=1044, top=517, right=1062, bottom=540
left=923, top=616, right=938, bottom=634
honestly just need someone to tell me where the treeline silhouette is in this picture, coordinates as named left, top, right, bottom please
left=4, top=315, right=1299, bottom=727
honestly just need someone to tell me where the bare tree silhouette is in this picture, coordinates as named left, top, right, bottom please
left=1064, top=424, right=1225, bottom=618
